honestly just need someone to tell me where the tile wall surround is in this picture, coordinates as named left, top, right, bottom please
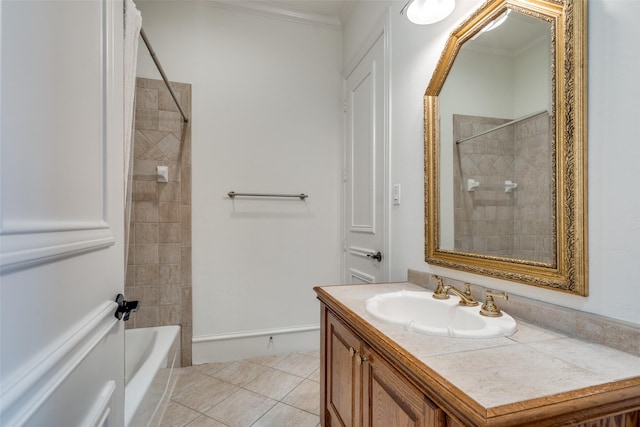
left=453, top=113, right=553, bottom=263
left=407, top=269, right=640, bottom=358
left=126, top=77, right=192, bottom=366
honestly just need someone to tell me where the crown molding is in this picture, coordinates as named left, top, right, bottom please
left=196, top=0, right=342, bottom=30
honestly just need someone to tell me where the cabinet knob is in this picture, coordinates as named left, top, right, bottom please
left=355, top=353, right=369, bottom=366
left=349, top=347, right=355, bottom=358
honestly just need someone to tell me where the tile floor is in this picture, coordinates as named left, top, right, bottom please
left=160, top=351, right=321, bottom=427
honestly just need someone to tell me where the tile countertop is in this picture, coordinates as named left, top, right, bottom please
left=317, top=282, right=640, bottom=410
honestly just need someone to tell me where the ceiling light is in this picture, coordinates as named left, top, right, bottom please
left=401, top=0, right=456, bottom=25
left=470, top=9, right=511, bottom=40
left=482, top=9, right=511, bottom=32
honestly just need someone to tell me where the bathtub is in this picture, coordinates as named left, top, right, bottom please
left=124, top=325, right=181, bottom=427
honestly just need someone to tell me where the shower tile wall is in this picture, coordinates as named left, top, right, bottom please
left=453, top=113, right=553, bottom=263
left=454, top=115, right=514, bottom=257
left=126, top=77, right=192, bottom=366
left=513, top=114, right=553, bottom=263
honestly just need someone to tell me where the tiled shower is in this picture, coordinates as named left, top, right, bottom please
left=453, top=112, right=553, bottom=263
left=126, top=77, right=193, bottom=366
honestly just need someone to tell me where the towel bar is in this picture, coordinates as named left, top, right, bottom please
left=227, top=192, right=308, bottom=200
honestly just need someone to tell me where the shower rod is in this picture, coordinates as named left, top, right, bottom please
left=140, top=28, right=189, bottom=123
left=456, top=110, right=548, bottom=144
left=227, top=191, right=308, bottom=200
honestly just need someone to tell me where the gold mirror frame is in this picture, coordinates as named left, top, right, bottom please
left=424, top=0, right=588, bottom=295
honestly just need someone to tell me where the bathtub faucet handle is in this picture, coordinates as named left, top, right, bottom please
left=114, top=294, right=140, bottom=321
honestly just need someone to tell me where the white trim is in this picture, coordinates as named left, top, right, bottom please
left=0, top=227, right=115, bottom=273
left=0, top=301, right=119, bottom=426
left=196, top=0, right=342, bottom=30
left=0, top=0, right=117, bottom=274
left=350, top=268, right=375, bottom=284
left=383, top=7, right=392, bottom=282
left=348, top=61, right=378, bottom=235
left=192, top=324, right=319, bottom=343
left=343, top=10, right=390, bottom=79
left=83, top=380, right=116, bottom=427
left=193, top=325, right=320, bottom=363
left=342, top=8, right=391, bottom=283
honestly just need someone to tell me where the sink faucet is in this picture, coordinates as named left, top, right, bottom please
left=432, top=277, right=479, bottom=307
left=480, top=290, right=508, bottom=317
left=432, top=276, right=447, bottom=298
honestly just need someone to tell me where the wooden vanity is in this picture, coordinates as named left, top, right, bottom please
left=315, top=283, right=640, bottom=426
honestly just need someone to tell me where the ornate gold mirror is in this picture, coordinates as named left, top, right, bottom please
left=424, top=0, right=587, bottom=294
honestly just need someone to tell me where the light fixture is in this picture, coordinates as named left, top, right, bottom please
left=401, top=0, right=456, bottom=25
left=470, top=9, right=511, bottom=40
left=481, top=9, right=511, bottom=32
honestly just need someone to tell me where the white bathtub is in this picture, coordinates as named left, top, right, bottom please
left=125, top=325, right=181, bottom=427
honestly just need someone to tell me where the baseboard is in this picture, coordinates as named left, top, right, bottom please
left=192, top=324, right=320, bottom=364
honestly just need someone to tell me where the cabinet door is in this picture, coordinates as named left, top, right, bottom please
left=325, top=311, right=362, bottom=427
left=445, top=414, right=467, bottom=427
left=362, top=345, right=445, bottom=427
left=576, top=410, right=640, bottom=427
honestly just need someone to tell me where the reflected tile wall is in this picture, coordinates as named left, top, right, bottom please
left=513, top=113, right=553, bottom=263
left=453, top=113, right=553, bottom=263
left=453, top=114, right=515, bottom=258
left=126, top=78, right=192, bottom=366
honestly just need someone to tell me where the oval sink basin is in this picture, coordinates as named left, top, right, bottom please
left=365, top=290, right=517, bottom=339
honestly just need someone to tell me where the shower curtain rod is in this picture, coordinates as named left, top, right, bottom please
left=139, top=28, right=189, bottom=123
left=456, top=110, right=548, bottom=144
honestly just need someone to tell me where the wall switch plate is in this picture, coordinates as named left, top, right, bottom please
left=393, top=184, right=401, bottom=205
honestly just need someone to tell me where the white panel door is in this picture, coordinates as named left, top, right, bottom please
left=344, top=34, right=387, bottom=284
left=1, top=1, right=126, bottom=426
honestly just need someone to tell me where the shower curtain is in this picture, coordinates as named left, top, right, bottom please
left=124, top=0, right=142, bottom=270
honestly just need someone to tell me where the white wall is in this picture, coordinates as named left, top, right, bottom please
left=512, top=36, right=551, bottom=116
left=135, top=1, right=343, bottom=361
left=344, top=0, right=640, bottom=325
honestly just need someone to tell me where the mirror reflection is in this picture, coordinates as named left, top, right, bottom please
left=438, top=11, right=554, bottom=264
left=425, top=0, right=587, bottom=294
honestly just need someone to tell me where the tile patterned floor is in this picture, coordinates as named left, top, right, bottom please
left=160, top=351, right=321, bottom=427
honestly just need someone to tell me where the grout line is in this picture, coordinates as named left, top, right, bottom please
left=165, top=352, right=321, bottom=426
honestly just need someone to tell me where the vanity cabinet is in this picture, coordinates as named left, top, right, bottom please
left=317, top=284, right=640, bottom=427
left=324, top=310, right=445, bottom=427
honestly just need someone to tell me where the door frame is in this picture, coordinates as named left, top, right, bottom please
left=342, top=9, right=391, bottom=284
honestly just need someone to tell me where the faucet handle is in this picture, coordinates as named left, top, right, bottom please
left=463, top=283, right=473, bottom=298
left=432, top=276, right=450, bottom=299
left=480, top=290, right=508, bottom=317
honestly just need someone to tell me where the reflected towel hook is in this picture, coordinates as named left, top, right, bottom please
left=467, top=179, right=480, bottom=192
left=504, top=180, right=518, bottom=192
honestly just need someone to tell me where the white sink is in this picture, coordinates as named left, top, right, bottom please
left=365, top=290, right=517, bottom=339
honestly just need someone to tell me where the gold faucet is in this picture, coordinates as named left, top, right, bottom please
left=432, top=276, right=448, bottom=298
left=432, top=277, right=479, bottom=306
left=447, top=283, right=479, bottom=306
left=480, top=290, right=508, bottom=317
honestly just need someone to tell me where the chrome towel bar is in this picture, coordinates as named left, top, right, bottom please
left=227, top=191, right=308, bottom=200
